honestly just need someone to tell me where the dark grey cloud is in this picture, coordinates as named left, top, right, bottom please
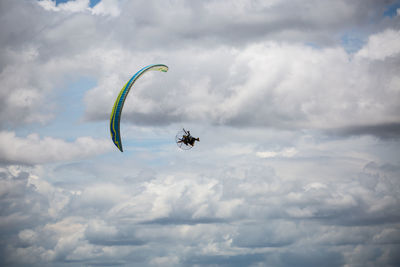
left=233, top=223, right=296, bottom=248
left=112, top=0, right=398, bottom=48
left=184, top=253, right=267, bottom=267
left=142, top=216, right=227, bottom=225
left=279, top=249, right=345, bottom=267
left=330, top=123, right=400, bottom=140
left=0, top=168, right=51, bottom=266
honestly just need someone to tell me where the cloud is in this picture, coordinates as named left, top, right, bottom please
left=329, top=122, right=400, bottom=140
left=91, top=0, right=120, bottom=17
left=233, top=221, right=299, bottom=248
left=38, top=0, right=120, bottom=17
left=105, top=0, right=395, bottom=47
left=0, top=1, right=120, bottom=129
left=1, top=0, right=399, bottom=139
left=0, top=46, right=54, bottom=127
left=257, top=147, right=298, bottom=158
left=38, top=0, right=90, bottom=13
left=357, top=29, right=400, bottom=60
left=78, top=39, right=400, bottom=140
left=1, top=153, right=400, bottom=266
left=0, top=131, right=112, bottom=165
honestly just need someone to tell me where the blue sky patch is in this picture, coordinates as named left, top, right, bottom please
left=19, top=77, right=103, bottom=141
left=383, top=1, right=400, bottom=17
left=341, top=31, right=365, bottom=54
left=54, top=0, right=101, bottom=8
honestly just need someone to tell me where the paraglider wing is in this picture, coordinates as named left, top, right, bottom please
left=110, top=64, right=168, bottom=152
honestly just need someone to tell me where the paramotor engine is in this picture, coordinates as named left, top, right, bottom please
left=175, top=128, right=199, bottom=150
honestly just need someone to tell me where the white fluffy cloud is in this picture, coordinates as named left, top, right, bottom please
left=38, top=0, right=90, bottom=13
left=357, top=29, right=400, bottom=60
left=91, top=0, right=120, bottom=17
left=257, top=147, right=298, bottom=158
left=0, top=131, right=112, bottom=164
left=38, top=0, right=120, bottom=16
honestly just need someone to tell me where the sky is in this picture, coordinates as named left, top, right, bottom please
left=0, top=0, right=400, bottom=266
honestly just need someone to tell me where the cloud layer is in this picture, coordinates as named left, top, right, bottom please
left=0, top=131, right=111, bottom=165
left=1, top=0, right=399, bottom=139
left=1, top=139, right=400, bottom=266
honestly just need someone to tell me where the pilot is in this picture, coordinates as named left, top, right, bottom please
left=179, top=130, right=200, bottom=147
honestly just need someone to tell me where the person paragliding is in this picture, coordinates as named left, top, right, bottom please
left=110, top=64, right=201, bottom=152
left=176, top=128, right=199, bottom=149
